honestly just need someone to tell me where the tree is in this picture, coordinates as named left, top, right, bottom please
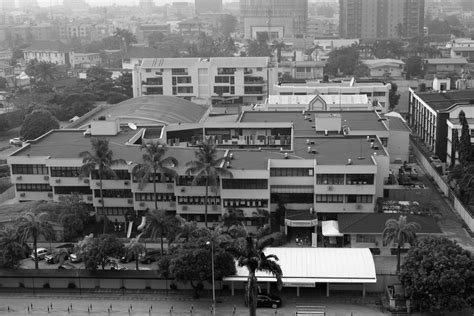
left=186, top=140, right=233, bottom=228
left=220, top=14, right=238, bottom=37
left=86, top=66, right=111, bottom=82
left=458, top=110, right=472, bottom=166
left=79, top=138, right=126, bottom=233
left=0, top=227, right=30, bottom=268
left=82, top=234, right=124, bottom=270
left=133, top=140, right=178, bottom=211
left=400, top=236, right=474, bottom=313
left=17, top=210, right=55, bottom=269
left=325, top=46, right=362, bottom=77
left=271, top=40, right=289, bottom=63
left=451, top=128, right=459, bottom=168
left=124, top=233, right=146, bottom=271
left=388, top=83, right=400, bottom=110
left=382, top=215, right=420, bottom=273
left=113, top=28, right=137, bottom=49
left=20, top=109, right=59, bottom=140
left=246, top=33, right=271, bottom=57
left=229, top=228, right=283, bottom=316
left=144, top=209, right=181, bottom=255
left=405, top=56, right=423, bottom=79
left=148, top=31, right=165, bottom=47
left=25, top=60, right=59, bottom=84
left=58, top=193, right=93, bottom=241
left=372, top=40, right=404, bottom=59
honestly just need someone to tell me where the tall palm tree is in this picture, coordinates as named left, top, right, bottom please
left=185, top=140, right=233, bottom=228
left=383, top=215, right=421, bottom=273
left=271, top=40, right=289, bottom=63
left=0, top=227, right=30, bottom=268
left=79, top=138, right=126, bottom=234
left=16, top=211, right=55, bottom=269
left=145, top=209, right=181, bottom=254
left=125, top=233, right=146, bottom=271
left=132, top=140, right=178, bottom=211
left=230, top=229, right=283, bottom=316
left=176, top=220, right=198, bottom=243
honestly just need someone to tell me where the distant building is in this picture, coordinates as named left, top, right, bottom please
left=132, top=57, right=278, bottom=105
left=449, top=38, right=474, bottom=62
left=339, top=0, right=424, bottom=39
left=423, top=58, right=469, bottom=76
left=278, top=61, right=326, bottom=80
left=362, top=59, right=405, bottom=80
left=23, top=41, right=72, bottom=66
left=195, top=0, right=222, bottom=14
left=59, top=23, right=95, bottom=42
left=122, top=46, right=162, bottom=70
left=136, top=24, right=171, bottom=44
left=240, top=0, right=308, bottom=39
left=71, top=52, right=101, bottom=70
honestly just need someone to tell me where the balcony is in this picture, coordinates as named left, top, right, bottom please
left=244, top=76, right=265, bottom=85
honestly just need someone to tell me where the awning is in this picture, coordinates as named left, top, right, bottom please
left=285, top=219, right=318, bottom=227
left=322, top=221, right=343, bottom=237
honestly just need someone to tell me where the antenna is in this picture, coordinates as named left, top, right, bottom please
left=128, top=122, right=137, bottom=130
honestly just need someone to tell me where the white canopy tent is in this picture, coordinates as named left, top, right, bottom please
left=322, top=220, right=343, bottom=237
left=223, top=247, right=376, bottom=297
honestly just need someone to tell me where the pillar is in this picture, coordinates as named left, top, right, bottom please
left=267, top=282, right=270, bottom=293
left=362, top=283, right=366, bottom=298
left=231, top=282, right=234, bottom=296
left=326, top=283, right=330, bottom=297
left=296, top=286, right=300, bottom=297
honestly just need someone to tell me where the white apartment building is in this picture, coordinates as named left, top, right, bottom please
left=132, top=57, right=278, bottom=105
left=23, top=41, right=72, bottom=66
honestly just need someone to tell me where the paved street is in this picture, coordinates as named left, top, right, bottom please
left=0, top=289, right=387, bottom=315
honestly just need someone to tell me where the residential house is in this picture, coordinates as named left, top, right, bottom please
left=362, top=59, right=405, bottom=80
left=423, top=58, right=469, bottom=76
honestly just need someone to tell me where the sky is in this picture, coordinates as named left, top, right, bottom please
left=36, top=0, right=195, bottom=7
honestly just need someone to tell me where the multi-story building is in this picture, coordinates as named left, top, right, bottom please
left=9, top=97, right=402, bottom=232
left=23, top=41, right=72, bottom=66
left=195, top=0, right=223, bottom=14
left=132, top=57, right=278, bottom=105
left=449, top=38, right=474, bottom=63
left=339, top=0, right=424, bottom=39
left=7, top=24, right=58, bottom=42
left=122, top=47, right=162, bottom=70
left=136, top=24, right=171, bottom=44
left=423, top=58, right=469, bottom=77
left=59, top=23, right=95, bottom=42
left=278, top=61, right=326, bottom=80
left=408, top=82, right=474, bottom=163
left=240, top=0, right=308, bottom=39
left=362, top=59, right=405, bottom=80
left=272, top=81, right=391, bottom=113
left=70, top=52, right=101, bottom=69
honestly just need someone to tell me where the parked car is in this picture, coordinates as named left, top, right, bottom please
left=245, top=293, right=282, bottom=309
left=139, top=250, right=161, bottom=264
left=69, top=253, right=82, bottom=263
left=9, top=138, right=23, bottom=146
left=30, top=248, right=48, bottom=260
left=58, top=263, right=76, bottom=270
left=108, top=259, right=128, bottom=271
left=45, top=250, right=70, bottom=264
left=55, top=243, right=75, bottom=254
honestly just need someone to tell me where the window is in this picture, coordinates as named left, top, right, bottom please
left=147, top=87, right=163, bottom=95
left=373, top=92, right=386, bottom=97
left=16, top=184, right=52, bottom=192
left=177, top=86, right=193, bottom=94
left=223, top=199, right=267, bottom=208
left=55, top=186, right=92, bottom=195
left=50, top=167, right=81, bottom=177
left=135, top=193, right=176, bottom=201
left=94, top=189, right=133, bottom=198
left=92, top=170, right=129, bottom=180
left=346, top=195, right=373, bottom=203
left=178, top=195, right=220, bottom=205
left=145, top=68, right=151, bottom=72
left=97, top=207, right=133, bottom=216
left=315, top=194, right=343, bottom=203
left=146, top=77, right=162, bottom=85
left=11, top=164, right=48, bottom=175
left=316, top=174, right=344, bottom=184
left=346, top=174, right=374, bottom=185
left=217, top=68, right=235, bottom=74
left=222, top=179, right=268, bottom=190
left=270, top=168, right=313, bottom=177
left=177, top=76, right=192, bottom=84
left=133, top=173, right=174, bottom=183
left=356, top=234, right=376, bottom=243
left=215, top=76, right=234, bottom=84
left=172, top=68, right=187, bottom=75
left=271, top=193, right=313, bottom=203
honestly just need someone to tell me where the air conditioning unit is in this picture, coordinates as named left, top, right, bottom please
left=19, top=192, right=25, bottom=197
left=355, top=204, right=362, bottom=210
left=139, top=202, right=145, bottom=207
left=96, top=182, right=101, bottom=186
left=83, top=179, right=90, bottom=184
left=124, top=181, right=130, bottom=185
left=44, top=176, right=49, bottom=180
left=47, top=192, right=53, bottom=198
left=55, top=179, right=61, bottom=183
left=87, top=196, right=93, bottom=201
left=127, top=199, right=133, bottom=204
left=167, top=183, right=174, bottom=189
left=16, top=176, right=22, bottom=180
left=327, top=185, right=334, bottom=191
left=170, top=201, right=176, bottom=207
left=212, top=205, right=218, bottom=211
left=182, top=205, right=188, bottom=211
left=180, top=187, right=186, bottom=193
left=98, top=199, right=102, bottom=203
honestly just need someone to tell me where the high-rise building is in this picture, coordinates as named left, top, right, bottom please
left=339, top=0, right=424, bottom=39
left=240, top=0, right=308, bottom=39
left=195, top=0, right=222, bottom=14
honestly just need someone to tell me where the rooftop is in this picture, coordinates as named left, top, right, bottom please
left=226, top=150, right=292, bottom=170
left=24, top=40, right=70, bottom=52
left=84, top=96, right=209, bottom=127
left=293, top=136, right=385, bottom=165
left=384, top=116, right=411, bottom=132
left=414, top=90, right=474, bottom=111
left=338, top=213, right=442, bottom=234
left=424, top=58, right=468, bottom=64
left=124, top=46, right=162, bottom=59
left=140, top=57, right=269, bottom=69
left=267, top=94, right=368, bottom=105
left=362, top=59, right=405, bottom=68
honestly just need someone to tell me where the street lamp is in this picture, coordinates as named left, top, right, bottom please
left=206, top=241, right=216, bottom=315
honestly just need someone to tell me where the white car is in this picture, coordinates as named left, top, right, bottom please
left=9, top=138, right=23, bottom=146
left=30, top=248, right=48, bottom=260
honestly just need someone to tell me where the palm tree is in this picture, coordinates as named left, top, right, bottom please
left=176, top=219, right=198, bottom=243
left=185, top=140, right=233, bottom=228
left=230, top=229, right=283, bottom=316
left=252, top=208, right=271, bottom=229
left=145, top=209, right=181, bottom=254
left=79, top=138, right=126, bottom=234
left=132, top=140, right=178, bottom=211
left=0, top=227, right=30, bottom=268
left=383, top=215, right=421, bottom=273
left=125, top=233, right=146, bottom=271
left=16, top=211, right=55, bottom=269
left=271, top=40, right=289, bottom=63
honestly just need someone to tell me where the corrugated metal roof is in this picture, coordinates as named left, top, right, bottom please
left=224, top=247, right=377, bottom=284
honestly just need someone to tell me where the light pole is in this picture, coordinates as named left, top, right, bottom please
left=206, top=241, right=216, bottom=315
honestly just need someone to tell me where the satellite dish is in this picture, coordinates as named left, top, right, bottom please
left=128, top=122, right=137, bottom=130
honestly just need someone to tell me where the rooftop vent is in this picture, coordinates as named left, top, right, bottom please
left=284, top=153, right=288, bottom=159
left=347, top=158, right=352, bottom=165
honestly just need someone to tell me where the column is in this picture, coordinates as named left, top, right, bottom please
left=326, top=283, right=330, bottom=297
left=296, top=286, right=300, bottom=297
left=231, top=282, right=234, bottom=296
left=362, top=283, right=366, bottom=297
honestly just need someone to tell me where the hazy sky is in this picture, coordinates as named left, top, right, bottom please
left=36, top=0, right=196, bottom=7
